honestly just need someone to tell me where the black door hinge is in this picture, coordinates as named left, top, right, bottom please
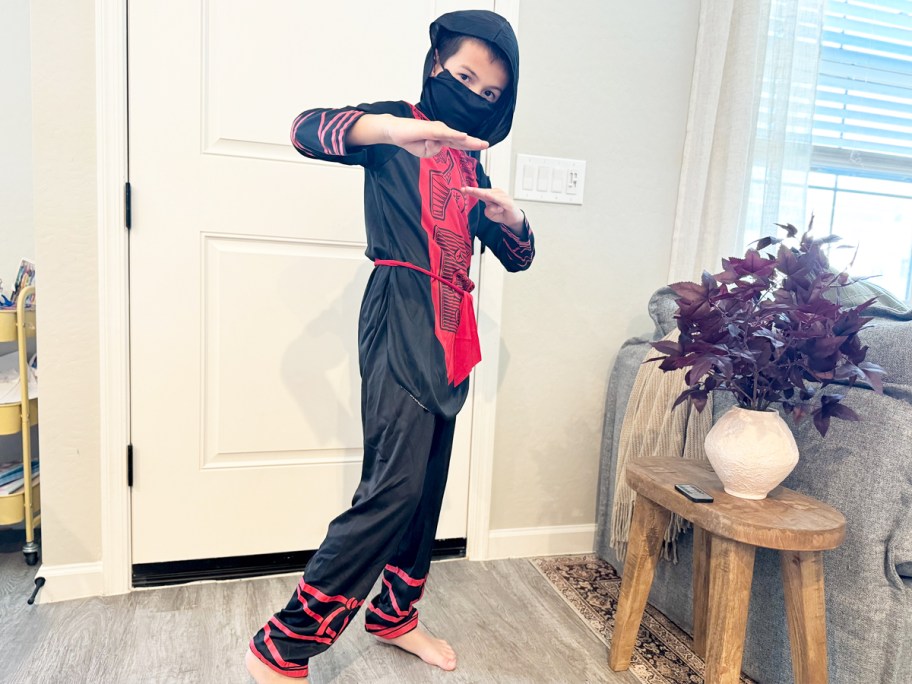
left=125, top=182, right=132, bottom=230
left=127, top=443, right=134, bottom=487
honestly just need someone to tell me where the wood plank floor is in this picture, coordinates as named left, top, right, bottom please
left=0, top=537, right=639, bottom=683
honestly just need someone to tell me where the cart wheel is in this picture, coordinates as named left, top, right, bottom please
left=23, top=541, right=40, bottom=566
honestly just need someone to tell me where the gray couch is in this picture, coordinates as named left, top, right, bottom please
left=594, top=286, right=912, bottom=684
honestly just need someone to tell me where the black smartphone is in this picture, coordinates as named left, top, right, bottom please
left=674, top=483, right=714, bottom=503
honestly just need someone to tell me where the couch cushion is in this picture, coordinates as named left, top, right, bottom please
left=647, top=286, right=679, bottom=337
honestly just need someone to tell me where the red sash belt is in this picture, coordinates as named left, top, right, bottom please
left=374, top=259, right=481, bottom=386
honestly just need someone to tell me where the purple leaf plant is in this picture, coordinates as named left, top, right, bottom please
left=649, top=217, right=886, bottom=437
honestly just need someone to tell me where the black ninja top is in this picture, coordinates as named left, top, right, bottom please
left=290, top=10, right=535, bottom=419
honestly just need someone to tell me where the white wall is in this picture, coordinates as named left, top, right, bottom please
left=30, top=0, right=102, bottom=565
left=0, top=0, right=35, bottom=292
left=489, top=1, right=700, bottom=540
left=0, top=1, right=38, bottom=464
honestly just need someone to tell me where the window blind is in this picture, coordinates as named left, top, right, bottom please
left=815, top=0, right=912, bottom=159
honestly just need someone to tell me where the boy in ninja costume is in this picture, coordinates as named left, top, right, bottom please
left=246, top=10, right=534, bottom=683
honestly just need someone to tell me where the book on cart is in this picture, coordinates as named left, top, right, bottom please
left=0, top=349, right=38, bottom=405
left=0, top=474, right=38, bottom=496
left=0, top=460, right=39, bottom=493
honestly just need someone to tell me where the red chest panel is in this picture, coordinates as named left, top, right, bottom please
left=408, top=105, right=482, bottom=385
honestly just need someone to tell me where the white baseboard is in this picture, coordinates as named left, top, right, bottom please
left=485, top=524, right=597, bottom=560
left=34, top=561, right=105, bottom=604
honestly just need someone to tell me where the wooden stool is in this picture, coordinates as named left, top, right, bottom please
left=608, top=458, right=846, bottom=684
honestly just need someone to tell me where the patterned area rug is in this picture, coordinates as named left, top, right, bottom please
left=529, top=554, right=755, bottom=684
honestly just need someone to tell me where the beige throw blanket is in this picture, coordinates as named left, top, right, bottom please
left=609, top=330, right=714, bottom=563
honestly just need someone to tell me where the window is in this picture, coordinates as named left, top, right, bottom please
left=810, top=0, right=912, bottom=302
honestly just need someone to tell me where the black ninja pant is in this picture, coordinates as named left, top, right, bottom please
left=249, top=364, right=456, bottom=678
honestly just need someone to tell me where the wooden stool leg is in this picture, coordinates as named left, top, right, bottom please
left=781, top=550, right=829, bottom=684
left=692, top=525, right=711, bottom=658
left=705, top=535, right=756, bottom=684
left=609, top=496, right=671, bottom=671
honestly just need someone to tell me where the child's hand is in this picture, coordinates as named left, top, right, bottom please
left=461, top=186, right=525, bottom=233
left=384, top=117, right=489, bottom=158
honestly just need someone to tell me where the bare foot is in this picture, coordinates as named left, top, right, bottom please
left=245, top=648, right=308, bottom=683
left=377, top=624, right=457, bottom=671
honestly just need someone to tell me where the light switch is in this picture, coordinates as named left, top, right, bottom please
left=536, top=166, right=552, bottom=192
left=551, top=169, right=565, bottom=193
left=513, top=154, right=586, bottom=205
left=522, top=163, right=535, bottom=191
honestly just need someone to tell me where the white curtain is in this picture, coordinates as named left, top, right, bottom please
left=744, top=0, right=826, bottom=246
left=667, top=0, right=826, bottom=284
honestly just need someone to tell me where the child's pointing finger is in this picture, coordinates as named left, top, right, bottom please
left=446, top=136, right=489, bottom=151
left=461, top=186, right=498, bottom=202
left=431, top=122, right=488, bottom=148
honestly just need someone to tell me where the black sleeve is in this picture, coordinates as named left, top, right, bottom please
left=289, top=100, right=408, bottom=168
left=472, top=161, right=535, bottom=272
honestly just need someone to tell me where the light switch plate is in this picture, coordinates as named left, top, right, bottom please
left=514, top=154, right=586, bottom=205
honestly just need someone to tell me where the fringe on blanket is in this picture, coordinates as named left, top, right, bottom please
left=609, top=330, right=713, bottom=564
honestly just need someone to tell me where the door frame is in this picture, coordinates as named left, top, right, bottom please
left=96, top=0, right=518, bottom=595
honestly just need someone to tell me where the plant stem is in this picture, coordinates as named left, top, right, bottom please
left=752, top=365, right=759, bottom=409
left=728, top=382, right=755, bottom=406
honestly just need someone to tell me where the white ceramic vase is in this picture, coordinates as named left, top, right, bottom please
left=703, top=406, right=799, bottom=500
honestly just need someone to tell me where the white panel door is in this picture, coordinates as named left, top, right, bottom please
left=129, top=0, right=492, bottom=564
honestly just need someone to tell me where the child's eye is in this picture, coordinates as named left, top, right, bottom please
left=484, top=91, right=498, bottom=102
left=458, top=73, right=469, bottom=81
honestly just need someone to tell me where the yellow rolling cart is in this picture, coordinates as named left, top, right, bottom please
left=0, top=285, right=40, bottom=565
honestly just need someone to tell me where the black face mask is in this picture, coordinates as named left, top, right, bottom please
left=419, top=69, right=498, bottom=140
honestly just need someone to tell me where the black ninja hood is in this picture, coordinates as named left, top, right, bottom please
left=422, top=10, right=520, bottom=146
